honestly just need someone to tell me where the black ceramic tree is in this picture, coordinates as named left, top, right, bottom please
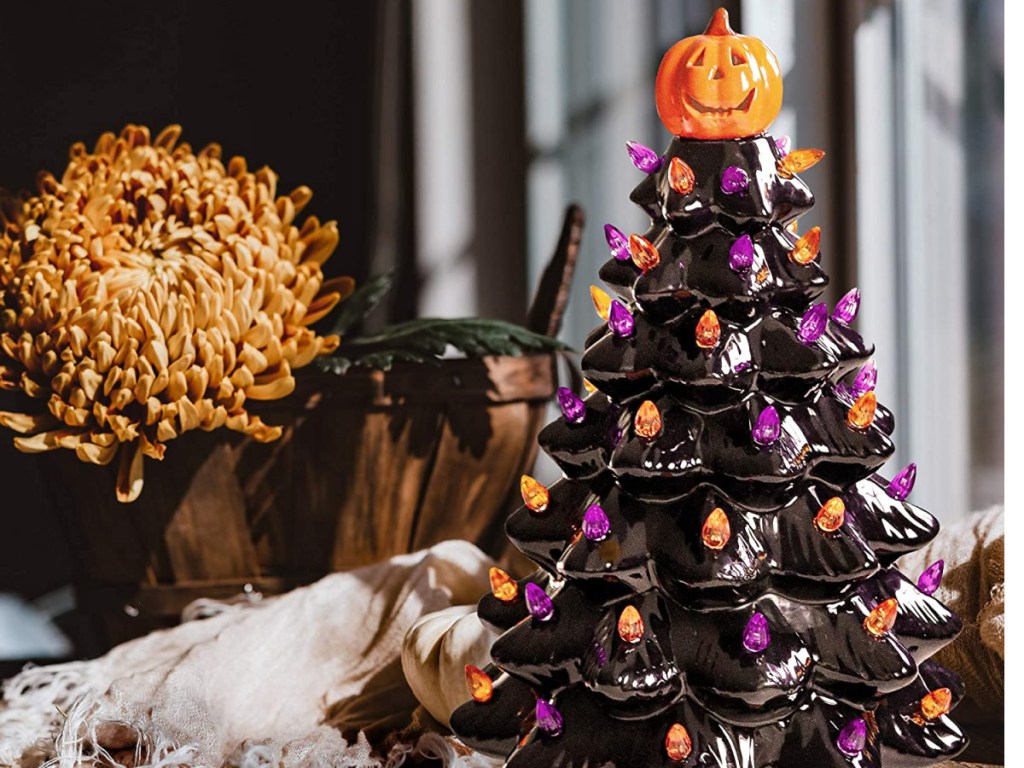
left=450, top=9, right=967, bottom=768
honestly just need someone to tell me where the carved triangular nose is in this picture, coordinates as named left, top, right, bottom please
left=710, top=66, right=725, bottom=80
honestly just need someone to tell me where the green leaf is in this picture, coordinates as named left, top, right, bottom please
left=317, top=355, right=354, bottom=375
left=319, top=318, right=570, bottom=373
left=329, top=271, right=395, bottom=336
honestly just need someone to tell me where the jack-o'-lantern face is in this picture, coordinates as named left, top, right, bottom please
left=656, top=8, right=783, bottom=139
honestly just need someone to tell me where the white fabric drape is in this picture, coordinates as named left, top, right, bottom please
left=0, top=540, right=497, bottom=768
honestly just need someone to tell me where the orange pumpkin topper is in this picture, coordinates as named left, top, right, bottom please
left=656, top=8, right=783, bottom=139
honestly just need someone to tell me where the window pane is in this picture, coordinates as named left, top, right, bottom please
left=963, top=0, right=1004, bottom=508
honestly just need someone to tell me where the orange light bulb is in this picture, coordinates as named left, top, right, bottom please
left=665, top=723, right=693, bottom=761
left=590, top=285, right=612, bottom=320
left=918, top=687, right=953, bottom=721
left=695, top=309, right=721, bottom=349
left=777, top=148, right=826, bottom=178
left=788, top=226, right=821, bottom=265
left=668, top=157, right=696, bottom=195
left=846, top=391, right=877, bottom=429
left=629, top=234, right=660, bottom=271
left=815, top=497, right=846, bottom=533
left=702, top=507, right=731, bottom=550
left=617, top=605, right=645, bottom=643
left=465, top=665, right=493, bottom=703
left=520, top=474, right=550, bottom=513
left=634, top=400, right=662, bottom=440
left=489, top=567, right=518, bottom=602
left=864, top=597, right=899, bottom=637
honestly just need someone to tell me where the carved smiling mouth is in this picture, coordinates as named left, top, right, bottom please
left=686, top=89, right=755, bottom=115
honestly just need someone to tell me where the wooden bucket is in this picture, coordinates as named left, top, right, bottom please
left=45, top=206, right=584, bottom=653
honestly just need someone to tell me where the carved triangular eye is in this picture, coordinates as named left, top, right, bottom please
left=731, top=49, right=746, bottom=65
left=690, top=48, right=706, bottom=67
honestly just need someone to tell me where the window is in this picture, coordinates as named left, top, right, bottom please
left=845, top=0, right=1003, bottom=518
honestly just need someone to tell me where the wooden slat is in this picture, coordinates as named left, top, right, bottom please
left=329, top=406, right=444, bottom=570
left=410, top=401, right=536, bottom=553
left=526, top=204, right=583, bottom=337
left=163, top=444, right=260, bottom=581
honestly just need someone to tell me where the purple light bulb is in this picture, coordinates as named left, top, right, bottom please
left=524, top=582, right=554, bottom=622
left=604, top=224, right=630, bottom=261
left=535, top=699, right=564, bottom=737
left=729, top=234, right=755, bottom=273
left=608, top=300, right=635, bottom=338
left=797, top=302, right=828, bottom=343
left=832, top=288, right=861, bottom=326
left=582, top=504, right=610, bottom=541
left=917, top=559, right=944, bottom=596
left=775, top=135, right=792, bottom=157
left=752, top=405, right=781, bottom=446
left=886, top=463, right=917, bottom=501
left=852, top=362, right=877, bottom=396
left=609, top=424, right=624, bottom=447
left=836, top=718, right=867, bottom=757
left=556, top=386, right=586, bottom=424
left=626, top=140, right=662, bottom=173
left=742, top=612, right=771, bottom=653
left=721, top=165, right=750, bottom=195
left=590, top=638, right=608, bottom=668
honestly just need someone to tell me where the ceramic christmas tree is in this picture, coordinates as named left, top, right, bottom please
left=451, top=9, right=967, bottom=767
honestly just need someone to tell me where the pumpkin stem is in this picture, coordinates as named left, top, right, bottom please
left=704, top=7, right=735, bottom=36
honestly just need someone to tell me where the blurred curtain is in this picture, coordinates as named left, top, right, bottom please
left=408, top=0, right=528, bottom=323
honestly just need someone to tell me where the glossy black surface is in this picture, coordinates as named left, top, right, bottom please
left=451, top=133, right=966, bottom=767
left=631, top=136, right=815, bottom=236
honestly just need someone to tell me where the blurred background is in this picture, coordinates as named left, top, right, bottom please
left=0, top=0, right=1003, bottom=667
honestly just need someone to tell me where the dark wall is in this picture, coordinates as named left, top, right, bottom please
left=0, top=1, right=383, bottom=614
